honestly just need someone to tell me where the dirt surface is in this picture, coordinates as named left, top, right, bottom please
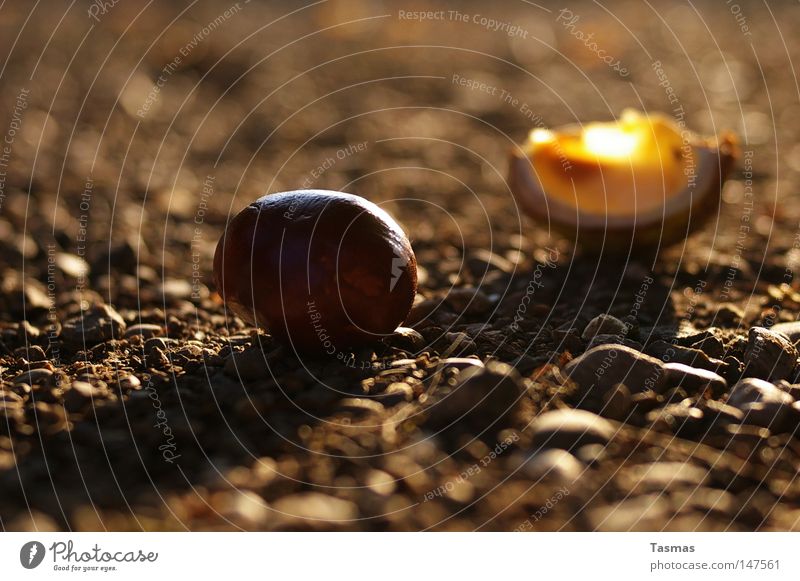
left=1, top=0, right=800, bottom=531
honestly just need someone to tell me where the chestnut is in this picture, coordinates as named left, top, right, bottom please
left=213, top=190, right=417, bottom=353
left=508, top=109, right=739, bottom=250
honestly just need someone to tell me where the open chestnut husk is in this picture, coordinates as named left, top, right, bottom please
left=213, top=190, right=417, bottom=353
left=508, top=109, right=739, bottom=251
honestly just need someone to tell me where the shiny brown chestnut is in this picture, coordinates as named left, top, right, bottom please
left=213, top=190, right=417, bottom=353
left=508, top=109, right=739, bottom=251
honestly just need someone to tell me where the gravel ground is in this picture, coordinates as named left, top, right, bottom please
left=1, top=0, right=800, bottom=531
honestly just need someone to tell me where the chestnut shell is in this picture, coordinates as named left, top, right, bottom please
left=508, top=120, right=739, bottom=251
left=213, top=190, right=417, bottom=352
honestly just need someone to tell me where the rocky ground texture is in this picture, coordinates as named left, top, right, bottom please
left=2, top=0, right=800, bottom=530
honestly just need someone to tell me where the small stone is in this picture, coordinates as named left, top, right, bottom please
left=574, top=444, right=608, bottom=466
left=645, top=341, right=722, bottom=372
left=727, top=378, right=797, bottom=432
left=770, top=321, right=800, bottom=342
left=727, top=378, right=792, bottom=408
left=143, top=337, right=169, bottom=354
left=631, top=390, right=662, bottom=413
left=439, top=357, right=484, bottom=371
left=63, top=381, right=103, bottom=412
left=336, top=397, right=385, bottom=416
left=124, top=324, right=165, bottom=339
left=118, top=375, right=142, bottom=390
left=598, top=383, right=632, bottom=421
left=387, top=327, right=425, bottom=352
left=12, top=369, right=53, bottom=385
left=581, top=314, right=628, bottom=341
left=646, top=403, right=704, bottom=436
left=159, top=279, right=195, bottom=301
left=663, top=362, right=727, bottom=396
left=699, top=399, right=745, bottom=426
left=375, top=382, right=414, bottom=406
left=523, top=449, right=584, bottom=482
left=530, top=409, right=616, bottom=451
left=564, top=344, right=665, bottom=394
left=55, top=253, right=90, bottom=279
left=744, top=327, right=798, bottom=381
left=775, top=380, right=800, bottom=401
left=691, top=336, right=726, bottom=359
left=740, top=402, right=800, bottom=433
left=365, top=469, right=396, bottom=496
left=60, top=304, right=126, bottom=345
left=427, top=361, right=524, bottom=427
left=466, top=249, right=515, bottom=275
left=586, top=334, right=643, bottom=351
left=14, top=345, right=47, bottom=362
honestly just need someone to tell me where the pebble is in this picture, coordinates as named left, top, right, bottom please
left=691, top=335, right=726, bottom=359
left=124, top=324, right=165, bottom=339
left=143, top=337, right=169, bottom=354
left=775, top=380, right=800, bottom=401
left=647, top=404, right=704, bottom=436
left=645, top=341, right=722, bottom=372
left=727, top=377, right=798, bottom=432
left=60, top=304, right=127, bottom=345
left=770, top=321, right=800, bottom=343
left=14, top=345, right=47, bottom=362
left=55, top=253, right=90, bottom=279
left=118, top=375, right=142, bottom=390
left=336, top=397, right=385, bottom=416
left=586, top=334, right=643, bottom=351
left=12, top=369, right=53, bottom=385
left=523, top=449, right=584, bottom=482
left=530, top=409, right=616, bottom=451
left=597, top=383, right=632, bottom=421
left=699, top=399, right=745, bottom=426
left=63, top=381, right=103, bottom=412
left=387, top=327, right=425, bottom=352
left=662, top=362, right=727, bottom=396
left=581, top=314, right=628, bottom=341
left=427, top=361, right=524, bottom=426
left=272, top=493, right=358, bottom=523
left=564, top=344, right=665, bottom=394
left=159, top=279, right=196, bottom=301
left=727, top=377, right=792, bottom=408
left=744, top=327, right=798, bottom=381
left=466, top=249, right=515, bottom=275
left=438, top=357, right=484, bottom=371
left=375, top=382, right=414, bottom=406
